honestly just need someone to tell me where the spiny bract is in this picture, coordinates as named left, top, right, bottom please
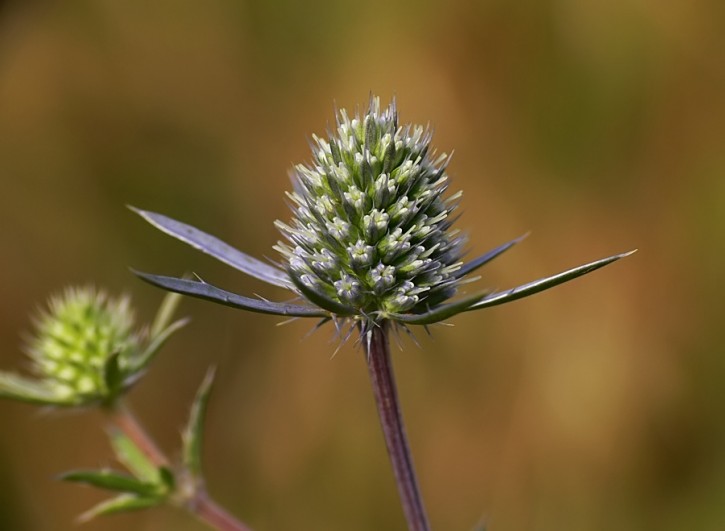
left=274, top=98, right=463, bottom=321
left=131, top=95, right=632, bottom=332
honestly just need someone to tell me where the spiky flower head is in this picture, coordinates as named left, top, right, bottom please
left=0, top=287, right=187, bottom=407
left=274, top=98, right=463, bottom=322
left=132, top=95, right=633, bottom=332
left=30, top=288, right=137, bottom=401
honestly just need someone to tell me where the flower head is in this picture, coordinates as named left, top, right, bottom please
left=274, top=98, right=464, bottom=321
left=132, top=96, right=634, bottom=334
left=0, top=287, right=187, bottom=407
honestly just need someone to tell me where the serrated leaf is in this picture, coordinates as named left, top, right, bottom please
left=0, top=373, right=74, bottom=406
left=182, top=368, right=216, bottom=479
left=455, top=233, right=529, bottom=279
left=60, top=469, right=160, bottom=497
left=150, top=290, right=184, bottom=338
left=78, top=493, right=161, bottom=522
left=133, top=270, right=328, bottom=318
left=131, top=207, right=292, bottom=289
left=468, top=250, right=637, bottom=311
left=109, top=429, right=160, bottom=484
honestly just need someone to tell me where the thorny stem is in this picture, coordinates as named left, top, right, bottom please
left=364, top=322, right=431, bottom=531
left=106, top=402, right=253, bottom=531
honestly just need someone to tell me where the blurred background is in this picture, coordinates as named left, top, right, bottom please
left=0, top=1, right=723, bottom=530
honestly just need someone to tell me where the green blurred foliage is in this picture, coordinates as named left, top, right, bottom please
left=0, top=0, right=723, bottom=529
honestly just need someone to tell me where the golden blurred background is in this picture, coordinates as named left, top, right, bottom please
left=0, top=1, right=723, bottom=529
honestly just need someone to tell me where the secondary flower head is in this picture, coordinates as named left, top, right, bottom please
left=31, top=288, right=136, bottom=400
left=0, top=287, right=187, bottom=407
left=132, top=96, right=633, bottom=332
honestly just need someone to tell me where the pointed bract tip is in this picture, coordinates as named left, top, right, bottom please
left=609, top=249, right=638, bottom=263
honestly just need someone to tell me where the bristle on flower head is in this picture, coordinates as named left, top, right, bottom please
left=274, top=97, right=465, bottom=323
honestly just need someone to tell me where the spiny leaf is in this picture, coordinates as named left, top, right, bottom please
left=150, top=290, right=184, bottom=338
left=133, top=270, right=328, bottom=318
left=455, top=233, right=529, bottom=279
left=182, top=368, right=216, bottom=479
left=131, top=317, right=189, bottom=374
left=390, top=290, right=494, bottom=325
left=60, top=469, right=160, bottom=497
left=468, top=250, right=637, bottom=311
left=78, top=493, right=161, bottom=522
left=130, top=207, right=292, bottom=289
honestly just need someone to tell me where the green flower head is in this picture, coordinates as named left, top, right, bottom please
left=0, top=287, right=187, bottom=407
left=132, top=96, right=633, bottom=333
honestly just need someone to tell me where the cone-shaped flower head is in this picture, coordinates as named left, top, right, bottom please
left=131, top=95, right=634, bottom=330
left=0, top=287, right=187, bottom=407
left=274, top=98, right=464, bottom=321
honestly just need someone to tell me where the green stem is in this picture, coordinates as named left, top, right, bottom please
left=364, top=322, right=431, bottom=531
left=107, top=403, right=253, bottom=531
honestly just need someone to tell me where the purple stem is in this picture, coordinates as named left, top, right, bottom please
left=365, top=322, right=431, bottom=531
